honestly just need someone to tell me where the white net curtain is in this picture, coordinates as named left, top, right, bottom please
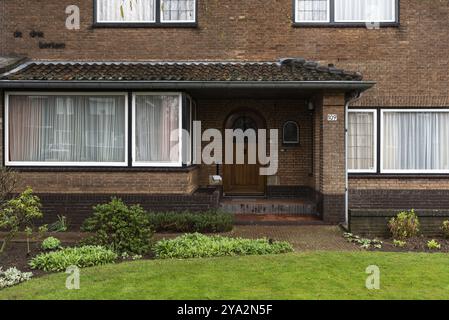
left=161, top=0, right=195, bottom=21
left=134, top=95, right=180, bottom=163
left=334, top=0, right=395, bottom=22
left=296, top=0, right=395, bottom=22
left=97, top=0, right=156, bottom=22
left=8, top=95, right=126, bottom=163
left=97, top=0, right=195, bottom=22
left=348, top=112, right=375, bottom=171
left=383, top=112, right=449, bottom=171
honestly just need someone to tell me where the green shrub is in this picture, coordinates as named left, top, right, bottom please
left=0, top=187, right=43, bottom=254
left=81, top=198, right=153, bottom=255
left=427, top=239, right=441, bottom=250
left=29, top=245, right=117, bottom=272
left=154, top=233, right=294, bottom=259
left=148, top=210, right=233, bottom=233
left=388, top=209, right=420, bottom=240
left=441, top=221, right=449, bottom=238
left=41, top=237, right=61, bottom=251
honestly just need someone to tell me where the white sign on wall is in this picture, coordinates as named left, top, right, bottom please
left=327, top=114, right=338, bottom=122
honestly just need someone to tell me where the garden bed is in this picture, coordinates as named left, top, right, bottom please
left=0, top=242, right=52, bottom=277
left=376, top=237, right=449, bottom=253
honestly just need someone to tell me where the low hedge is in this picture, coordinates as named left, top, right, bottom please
left=154, top=233, right=294, bottom=259
left=148, top=210, right=233, bottom=233
left=29, top=245, right=117, bottom=272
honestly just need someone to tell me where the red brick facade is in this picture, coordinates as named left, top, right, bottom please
left=1, top=0, right=449, bottom=227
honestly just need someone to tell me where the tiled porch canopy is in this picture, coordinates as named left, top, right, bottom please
left=0, top=59, right=374, bottom=93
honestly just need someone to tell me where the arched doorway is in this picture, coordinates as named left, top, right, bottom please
left=223, top=109, right=267, bottom=196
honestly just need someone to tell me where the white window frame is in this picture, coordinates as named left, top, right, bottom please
left=295, top=0, right=331, bottom=23
left=184, top=95, right=193, bottom=166
left=95, top=0, right=157, bottom=23
left=334, top=0, right=396, bottom=23
left=380, top=109, right=449, bottom=174
left=4, top=91, right=129, bottom=167
left=160, top=0, right=196, bottom=23
left=132, top=92, right=183, bottom=167
left=348, top=109, right=377, bottom=173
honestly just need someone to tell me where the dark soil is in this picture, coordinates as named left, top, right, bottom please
left=0, top=242, right=48, bottom=277
left=377, top=236, right=449, bottom=253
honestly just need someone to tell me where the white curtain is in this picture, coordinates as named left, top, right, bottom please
left=348, top=112, right=375, bottom=170
left=161, top=0, right=195, bottom=21
left=135, top=95, right=180, bottom=163
left=383, top=112, right=449, bottom=171
left=335, top=0, right=395, bottom=22
left=97, top=0, right=155, bottom=22
left=8, top=95, right=126, bottom=163
left=297, top=0, right=329, bottom=22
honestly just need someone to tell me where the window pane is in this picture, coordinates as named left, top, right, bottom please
left=182, top=97, right=192, bottom=165
left=8, top=95, right=126, bottom=163
left=97, top=0, right=155, bottom=22
left=135, top=95, right=180, bottom=163
left=161, top=0, right=195, bottom=22
left=348, top=112, right=375, bottom=171
left=335, top=0, right=395, bottom=22
left=283, top=122, right=299, bottom=143
left=296, top=0, right=329, bottom=22
left=383, top=112, right=449, bottom=171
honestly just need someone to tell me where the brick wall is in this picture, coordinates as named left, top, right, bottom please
left=37, top=189, right=221, bottom=229
left=11, top=169, right=199, bottom=194
left=1, top=0, right=449, bottom=107
left=316, top=94, right=346, bottom=222
left=349, top=177, right=449, bottom=210
left=350, top=209, right=449, bottom=237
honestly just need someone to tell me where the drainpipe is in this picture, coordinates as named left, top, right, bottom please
left=344, top=91, right=364, bottom=228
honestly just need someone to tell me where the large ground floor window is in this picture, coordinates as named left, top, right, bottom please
left=348, top=108, right=449, bottom=174
left=5, top=91, right=193, bottom=167
left=381, top=110, right=449, bottom=173
left=6, top=92, right=128, bottom=166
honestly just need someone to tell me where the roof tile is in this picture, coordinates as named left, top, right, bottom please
left=0, top=59, right=363, bottom=82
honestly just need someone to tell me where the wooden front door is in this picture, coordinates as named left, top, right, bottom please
left=223, top=111, right=266, bottom=196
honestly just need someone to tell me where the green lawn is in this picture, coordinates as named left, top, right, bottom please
left=2, top=251, right=449, bottom=300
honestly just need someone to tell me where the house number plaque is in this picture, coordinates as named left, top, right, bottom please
left=327, top=114, right=338, bottom=122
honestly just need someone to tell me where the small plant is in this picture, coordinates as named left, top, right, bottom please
left=48, top=215, right=69, bottom=232
left=441, top=221, right=449, bottom=238
left=81, top=198, right=153, bottom=255
left=154, top=233, right=294, bottom=259
left=0, top=188, right=43, bottom=254
left=343, top=233, right=383, bottom=250
left=427, top=239, right=441, bottom=250
left=0, top=267, right=33, bottom=290
left=388, top=209, right=420, bottom=240
left=148, top=210, right=234, bottom=233
left=393, top=239, right=407, bottom=248
left=29, top=245, right=117, bottom=272
left=41, top=237, right=62, bottom=251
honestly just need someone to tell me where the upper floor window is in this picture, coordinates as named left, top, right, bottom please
left=295, top=0, right=398, bottom=25
left=95, top=0, right=196, bottom=25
